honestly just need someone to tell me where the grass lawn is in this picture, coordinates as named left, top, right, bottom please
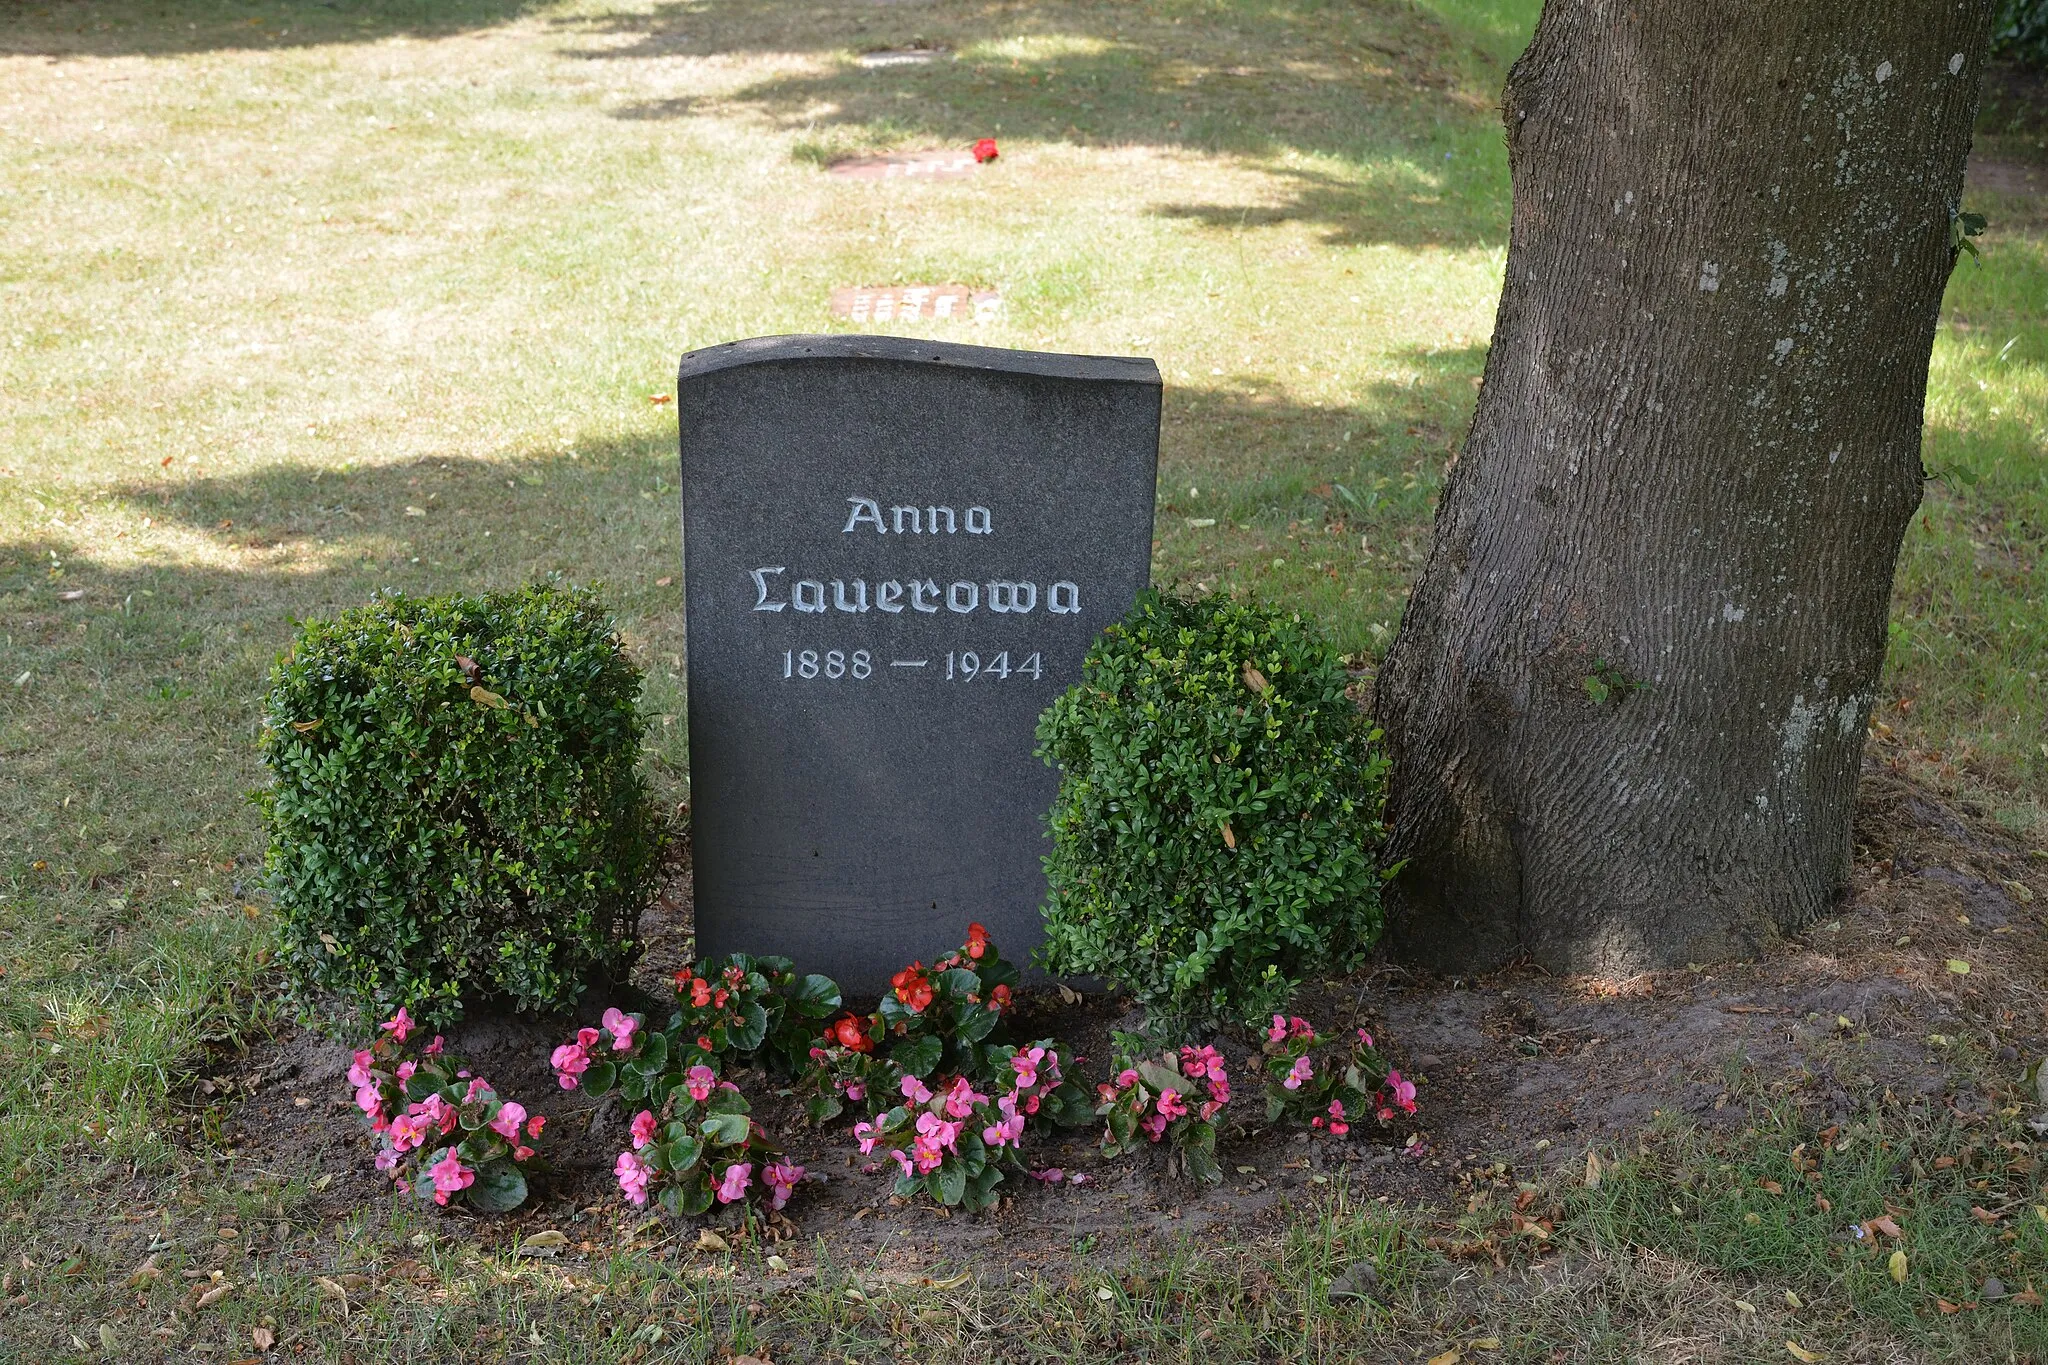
left=2, top=1, right=2044, bottom=1360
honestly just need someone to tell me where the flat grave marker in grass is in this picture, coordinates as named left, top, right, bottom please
left=855, top=48, right=949, bottom=68
left=827, top=148, right=980, bottom=181
left=828, top=284, right=1001, bottom=325
left=676, top=334, right=1160, bottom=992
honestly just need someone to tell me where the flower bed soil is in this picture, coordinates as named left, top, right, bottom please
left=211, top=764, right=2047, bottom=1274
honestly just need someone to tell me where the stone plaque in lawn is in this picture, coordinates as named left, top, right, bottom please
left=677, top=335, right=1161, bottom=993
left=828, top=284, right=1000, bottom=326
left=827, top=149, right=979, bottom=181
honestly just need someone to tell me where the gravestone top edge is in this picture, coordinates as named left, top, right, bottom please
left=675, top=334, right=1160, bottom=388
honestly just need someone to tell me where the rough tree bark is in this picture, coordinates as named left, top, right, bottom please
left=1374, top=1, right=1996, bottom=974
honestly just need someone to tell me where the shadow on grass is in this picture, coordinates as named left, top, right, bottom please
left=0, top=0, right=548, bottom=59
left=572, top=0, right=1517, bottom=249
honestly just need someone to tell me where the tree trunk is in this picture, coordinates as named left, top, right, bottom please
left=1374, top=0, right=1995, bottom=974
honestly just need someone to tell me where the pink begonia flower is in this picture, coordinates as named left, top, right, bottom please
left=630, top=1109, right=658, bottom=1150
left=601, top=1007, right=638, bottom=1051
left=489, top=1100, right=528, bottom=1142
left=1115, top=1068, right=1140, bottom=1089
left=941, top=1077, right=986, bottom=1119
left=889, top=1148, right=916, bottom=1180
left=465, top=1078, right=492, bottom=1105
left=1355, top=1028, right=1375, bottom=1048
left=1267, top=1014, right=1290, bottom=1044
left=1156, top=1087, right=1189, bottom=1121
left=900, top=1074, right=933, bottom=1107
left=1178, top=1045, right=1224, bottom=1081
left=355, top=1084, right=386, bottom=1121
left=577, top=1026, right=601, bottom=1049
left=615, top=1150, right=651, bottom=1206
left=716, top=1163, right=752, bottom=1204
left=513, top=1144, right=536, bottom=1162
left=983, top=1095, right=1025, bottom=1149
left=1288, top=1016, right=1314, bottom=1040
left=684, top=1065, right=718, bottom=1103
left=1027, top=1168, right=1064, bottom=1183
left=1069, top=1172, right=1092, bottom=1185
left=1205, top=1064, right=1231, bottom=1106
left=427, top=1148, right=473, bottom=1205
left=381, top=1008, right=414, bottom=1043
left=526, top=1114, right=546, bottom=1140
left=388, top=1109, right=431, bottom=1152
left=1283, top=1055, right=1313, bottom=1091
left=1139, top=1112, right=1169, bottom=1142
left=846, top=1082, right=866, bottom=1103
left=1385, top=1069, right=1417, bottom=1114
left=1199, top=1099, right=1225, bottom=1122
left=396, top=1060, right=417, bottom=1085
left=421, top=1093, right=457, bottom=1134
left=347, top=1050, right=376, bottom=1090
left=374, top=1146, right=401, bottom=1175
left=1022, top=1092, right=1041, bottom=1116
left=550, top=1041, right=590, bottom=1089
left=1325, top=1099, right=1349, bottom=1137
left=853, top=1120, right=878, bottom=1154
left=763, top=1161, right=804, bottom=1211
left=424, top=1035, right=445, bottom=1056
left=915, top=1111, right=963, bottom=1146
left=1011, top=1046, right=1047, bottom=1090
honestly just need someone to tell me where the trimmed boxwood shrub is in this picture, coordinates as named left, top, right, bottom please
left=259, top=583, right=660, bottom=1030
left=1035, top=590, right=1390, bottom=1034
left=1996, top=0, right=2048, bottom=66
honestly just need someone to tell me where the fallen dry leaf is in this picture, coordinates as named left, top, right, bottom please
left=1425, top=1351, right=1460, bottom=1365
left=128, top=1254, right=161, bottom=1287
left=648, top=394, right=674, bottom=405
left=1865, top=1214, right=1904, bottom=1239
left=252, top=1325, right=276, bottom=1349
left=655, top=576, right=674, bottom=587
left=1936, top=1297, right=1962, bottom=1314
left=1785, top=1343, right=1821, bottom=1363
left=1971, top=1206, right=2001, bottom=1224
left=195, top=1282, right=233, bottom=1309
left=1946, top=959, right=1971, bottom=975
left=1584, top=1149, right=1602, bottom=1189
left=1242, top=661, right=1268, bottom=693
left=518, top=1230, right=567, bottom=1256
left=2012, top=1284, right=2044, bottom=1307
left=1889, top=1249, right=1908, bottom=1284
left=1220, top=821, right=1236, bottom=850
left=1758, top=1179, right=1784, bottom=1195
left=470, top=685, right=508, bottom=709
left=926, top=1271, right=972, bottom=1290
left=695, top=1229, right=730, bottom=1253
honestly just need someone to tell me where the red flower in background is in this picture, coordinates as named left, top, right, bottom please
left=989, top=982, right=1012, bottom=1011
left=891, top=963, right=933, bottom=1013
left=972, top=137, right=999, bottom=163
left=965, top=921, right=990, bottom=960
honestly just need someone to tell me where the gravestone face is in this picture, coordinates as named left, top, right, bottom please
left=677, top=335, right=1160, bottom=994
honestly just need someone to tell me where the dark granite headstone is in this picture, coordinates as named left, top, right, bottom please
left=677, top=335, right=1160, bottom=994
